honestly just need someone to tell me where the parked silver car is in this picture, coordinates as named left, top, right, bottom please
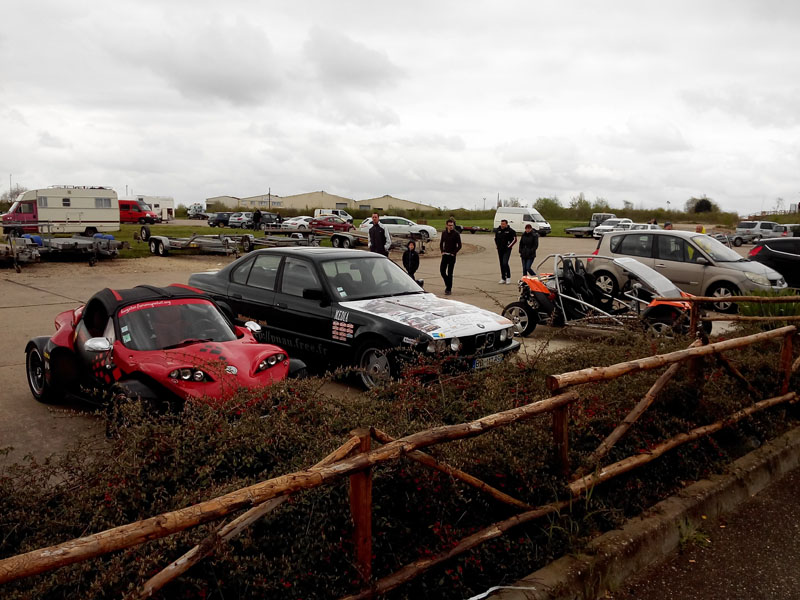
left=735, top=220, right=781, bottom=241
left=228, top=212, right=253, bottom=228
left=590, top=230, right=787, bottom=312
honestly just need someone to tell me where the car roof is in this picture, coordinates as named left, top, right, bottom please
left=608, top=229, right=698, bottom=239
left=84, top=284, right=211, bottom=320
left=246, top=247, right=367, bottom=259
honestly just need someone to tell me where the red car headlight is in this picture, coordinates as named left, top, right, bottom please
left=257, top=353, right=286, bottom=372
left=169, top=368, right=211, bottom=382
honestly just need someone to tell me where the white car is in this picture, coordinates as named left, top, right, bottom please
left=358, top=216, right=438, bottom=240
left=593, top=218, right=633, bottom=238
left=629, top=223, right=663, bottom=231
left=281, top=216, right=314, bottom=230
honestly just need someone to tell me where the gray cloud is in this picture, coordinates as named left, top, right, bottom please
left=113, top=18, right=281, bottom=105
left=303, top=26, right=404, bottom=90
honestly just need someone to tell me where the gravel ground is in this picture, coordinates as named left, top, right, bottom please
left=609, top=465, right=800, bottom=600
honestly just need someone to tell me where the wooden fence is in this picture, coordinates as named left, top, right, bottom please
left=0, top=326, right=797, bottom=599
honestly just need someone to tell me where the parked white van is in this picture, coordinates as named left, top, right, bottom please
left=2, top=185, right=119, bottom=236
left=493, top=207, right=551, bottom=235
left=314, top=208, right=353, bottom=223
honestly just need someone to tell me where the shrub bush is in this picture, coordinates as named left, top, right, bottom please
left=0, top=329, right=796, bottom=599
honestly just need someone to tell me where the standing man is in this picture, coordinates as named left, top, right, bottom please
left=494, top=219, right=517, bottom=283
left=439, top=218, right=462, bottom=295
left=367, top=213, right=392, bottom=256
left=519, top=223, right=539, bottom=276
left=252, top=208, right=262, bottom=231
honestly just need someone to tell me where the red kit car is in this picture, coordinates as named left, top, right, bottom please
left=309, top=215, right=355, bottom=232
left=25, top=284, right=300, bottom=409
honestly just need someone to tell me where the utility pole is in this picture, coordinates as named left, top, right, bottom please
left=268, top=187, right=271, bottom=210
left=483, top=197, right=486, bottom=211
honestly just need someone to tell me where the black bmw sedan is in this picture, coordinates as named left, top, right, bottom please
left=188, top=247, right=520, bottom=388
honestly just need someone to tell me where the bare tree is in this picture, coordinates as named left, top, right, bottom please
left=1, top=184, right=27, bottom=203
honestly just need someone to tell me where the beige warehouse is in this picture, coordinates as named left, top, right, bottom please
left=206, top=190, right=437, bottom=213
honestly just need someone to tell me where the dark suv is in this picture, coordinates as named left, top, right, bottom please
left=208, top=212, right=234, bottom=228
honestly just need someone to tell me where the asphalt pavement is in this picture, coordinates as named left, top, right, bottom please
left=609, top=464, right=800, bottom=600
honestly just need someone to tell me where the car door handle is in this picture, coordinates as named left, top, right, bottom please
left=276, top=302, right=287, bottom=309
left=232, top=293, right=242, bottom=299
left=654, top=263, right=666, bottom=268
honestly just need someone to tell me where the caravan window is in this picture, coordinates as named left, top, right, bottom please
left=62, top=198, right=71, bottom=207
left=95, top=198, right=111, bottom=208
left=37, top=197, right=48, bottom=208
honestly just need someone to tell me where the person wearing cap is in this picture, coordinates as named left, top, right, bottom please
left=664, top=221, right=673, bottom=230
left=439, top=218, right=462, bottom=295
left=518, top=223, right=539, bottom=276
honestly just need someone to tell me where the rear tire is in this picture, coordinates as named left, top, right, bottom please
left=140, top=225, right=151, bottom=241
left=644, top=316, right=678, bottom=338
left=26, top=345, right=60, bottom=403
left=502, top=301, right=537, bottom=336
left=332, top=237, right=342, bottom=248
left=733, top=237, right=743, bottom=247
left=341, top=237, right=352, bottom=248
left=419, top=230, right=430, bottom=241
left=84, top=227, right=98, bottom=237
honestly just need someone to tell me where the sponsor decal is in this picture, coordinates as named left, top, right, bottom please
left=225, top=365, right=238, bottom=375
left=334, top=309, right=350, bottom=322
left=332, top=320, right=355, bottom=341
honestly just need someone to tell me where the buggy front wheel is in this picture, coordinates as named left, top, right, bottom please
left=502, top=301, right=537, bottom=336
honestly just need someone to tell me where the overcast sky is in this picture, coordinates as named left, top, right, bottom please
left=2, top=1, right=799, bottom=214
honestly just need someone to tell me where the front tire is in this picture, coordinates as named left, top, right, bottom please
left=502, top=301, right=537, bottom=336
left=26, top=345, right=59, bottom=403
left=356, top=340, right=393, bottom=389
left=419, top=230, right=430, bottom=241
left=707, top=282, right=740, bottom=313
left=593, top=271, right=619, bottom=298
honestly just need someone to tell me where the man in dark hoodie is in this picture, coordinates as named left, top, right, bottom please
left=439, top=218, right=462, bottom=295
left=519, top=223, right=539, bottom=276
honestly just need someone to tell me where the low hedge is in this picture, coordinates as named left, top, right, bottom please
left=1, top=324, right=796, bottom=599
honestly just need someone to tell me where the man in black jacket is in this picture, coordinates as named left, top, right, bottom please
left=367, top=213, right=392, bottom=256
left=439, top=218, right=462, bottom=295
left=494, top=219, right=517, bottom=283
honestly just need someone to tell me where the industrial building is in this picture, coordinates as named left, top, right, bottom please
left=206, top=190, right=437, bottom=213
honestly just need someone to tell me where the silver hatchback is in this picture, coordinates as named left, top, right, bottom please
left=590, top=230, right=787, bottom=312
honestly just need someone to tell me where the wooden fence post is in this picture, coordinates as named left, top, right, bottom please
left=349, top=428, right=373, bottom=582
left=780, top=331, right=794, bottom=395
left=552, top=404, right=570, bottom=478
left=689, top=301, right=699, bottom=337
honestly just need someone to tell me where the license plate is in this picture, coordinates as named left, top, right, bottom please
left=472, top=354, right=504, bottom=369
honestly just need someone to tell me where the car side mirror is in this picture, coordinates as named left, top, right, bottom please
left=695, top=257, right=709, bottom=265
left=85, top=337, right=112, bottom=352
left=244, top=321, right=261, bottom=333
left=303, top=288, right=329, bottom=305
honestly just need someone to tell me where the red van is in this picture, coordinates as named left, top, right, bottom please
left=119, top=199, right=158, bottom=224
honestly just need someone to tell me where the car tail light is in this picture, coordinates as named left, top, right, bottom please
left=588, top=248, right=599, bottom=263
left=748, top=246, right=763, bottom=257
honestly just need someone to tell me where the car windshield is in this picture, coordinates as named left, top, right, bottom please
left=321, top=256, right=423, bottom=300
left=600, top=219, right=621, bottom=227
left=691, top=234, right=745, bottom=262
left=117, top=299, right=236, bottom=351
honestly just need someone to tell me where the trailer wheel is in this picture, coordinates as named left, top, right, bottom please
left=149, top=239, right=159, bottom=255
left=332, top=236, right=342, bottom=248
left=341, top=237, right=352, bottom=248
left=157, top=240, right=169, bottom=256
left=140, top=225, right=151, bottom=241
left=84, top=227, right=98, bottom=237
left=242, top=236, right=253, bottom=253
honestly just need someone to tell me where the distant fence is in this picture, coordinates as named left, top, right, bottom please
left=0, top=327, right=797, bottom=599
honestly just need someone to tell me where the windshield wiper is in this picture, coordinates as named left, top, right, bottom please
left=163, top=338, right=214, bottom=350
left=391, top=290, right=423, bottom=297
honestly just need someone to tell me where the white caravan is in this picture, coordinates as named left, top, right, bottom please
left=2, top=185, right=120, bottom=236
